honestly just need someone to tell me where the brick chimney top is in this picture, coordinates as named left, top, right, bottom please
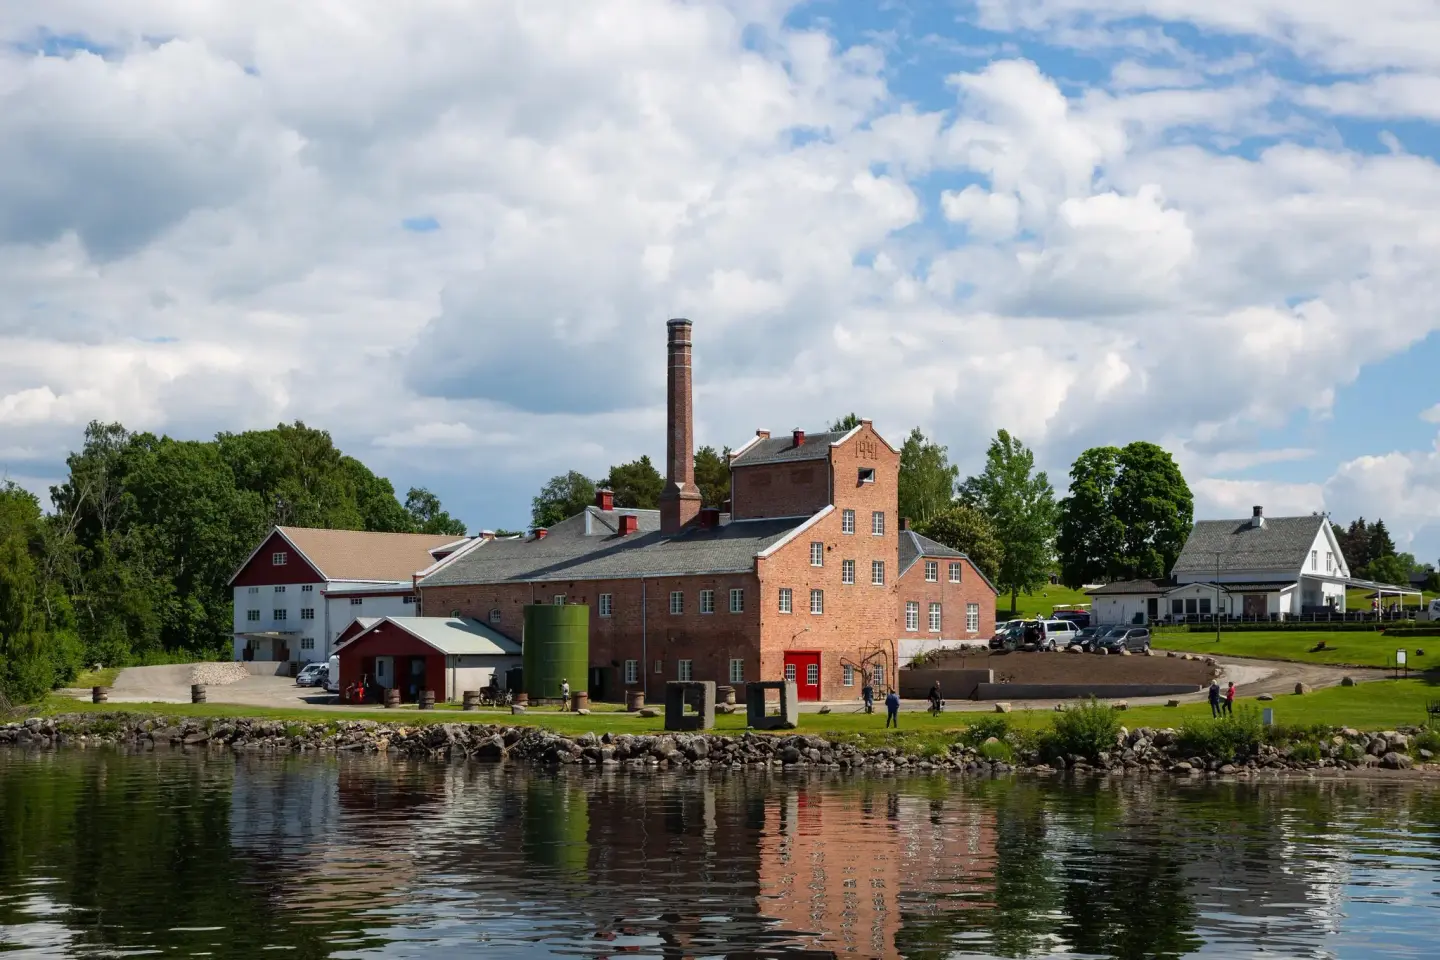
left=478, top=530, right=495, bottom=540
left=792, top=428, right=805, bottom=447
left=533, top=528, right=548, bottom=540
left=617, top=514, right=639, bottom=536
left=659, top=318, right=702, bottom=535
left=595, top=488, right=614, bottom=511
left=698, top=506, right=721, bottom=528
left=900, top=517, right=910, bottom=531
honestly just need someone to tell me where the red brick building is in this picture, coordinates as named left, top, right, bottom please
left=417, top=318, right=996, bottom=702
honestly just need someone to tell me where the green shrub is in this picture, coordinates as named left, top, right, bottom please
left=1412, top=730, right=1440, bottom=755
left=963, top=716, right=1012, bottom=746
left=1177, top=708, right=1264, bottom=762
left=1288, top=741, right=1323, bottom=763
left=978, top=739, right=1014, bottom=762
left=1041, top=699, right=1121, bottom=762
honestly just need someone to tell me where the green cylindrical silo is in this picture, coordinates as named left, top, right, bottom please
left=522, top=604, right=590, bottom=700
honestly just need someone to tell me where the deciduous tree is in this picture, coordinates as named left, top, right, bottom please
left=915, top=504, right=1003, bottom=583
left=404, top=487, right=467, bottom=537
left=604, top=456, right=664, bottom=510
left=694, top=446, right=731, bottom=507
left=965, top=430, right=1058, bottom=613
left=897, top=428, right=958, bottom=526
left=531, top=471, right=597, bottom=528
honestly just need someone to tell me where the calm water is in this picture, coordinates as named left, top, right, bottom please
left=1, top=750, right=1438, bottom=959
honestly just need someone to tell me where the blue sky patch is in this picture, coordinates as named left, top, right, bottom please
left=402, top=216, right=440, bottom=233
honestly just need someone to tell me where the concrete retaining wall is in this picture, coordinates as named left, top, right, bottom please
left=975, top=682, right=1201, bottom=700
left=238, top=660, right=291, bottom=678
left=899, top=669, right=994, bottom=700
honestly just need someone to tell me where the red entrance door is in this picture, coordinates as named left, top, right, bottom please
left=784, top=651, right=822, bottom=701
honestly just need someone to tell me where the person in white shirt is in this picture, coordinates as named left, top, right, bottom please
left=560, top=678, right=571, bottom=711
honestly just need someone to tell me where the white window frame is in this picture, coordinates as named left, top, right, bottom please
left=872, top=560, right=885, bottom=586
left=300, top=584, right=313, bottom=593
left=810, top=589, right=824, bottom=615
left=778, top=588, right=792, bottom=614
left=489, top=608, right=502, bottom=624
left=842, top=509, right=855, bottom=535
left=670, top=590, right=684, bottom=615
left=274, top=585, right=286, bottom=593
left=1312, top=549, right=1318, bottom=570
left=350, top=597, right=363, bottom=606
left=810, top=541, right=824, bottom=567
left=843, top=664, right=854, bottom=687
left=272, top=551, right=287, bottom=566
left=806, top=663, right=819, bottom=686
left=274, top=609, right=287, bottom=621
left=300, top=637, right=315, bottom=651
left=247, top=587, right=259, bottom=595
left=729, top=659, right=744, bottom=684
left=929, top=602, right=941, bottom=633
left=729, top=588, right=745, bottom=614
left=1326, top=551, right=1335, bottom=573
left=966, top=602, right=979, bottom=633
left=841, top=559, right=855, bottom=585
left=700, top=589, right=715, bottom=614
left=905, top=601, right=918, bottom=631
left=599, top=594, right=613, bottom=618
left=871, top=511, right=884, bottom=536
left=300, top=608, right=314, bottom=620
left=553, top=594, right=566, bottom=606
left=873, top=663, right=885, bottom=686
left=859, top=468, right=875, bottom=484
left=949, top=562, right=961, bottom=583
left=925, top=560, right=938, bottom=582
left=402, top=596, right=417, bottom=605
left=678, top=659, right=694, bottom=681
left=654, top=660, right=663, bottom=674
left=624, top=659, right=638, bottom=683
left=246, top=609, right=260, bottom=622
left=784, top=663, right=796, bottom=682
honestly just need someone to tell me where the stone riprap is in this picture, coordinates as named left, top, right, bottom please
left=1, top=714, right=1436, bottom=777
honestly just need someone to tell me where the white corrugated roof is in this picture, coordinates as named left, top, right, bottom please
left=380, top=616, right=521, bottom=656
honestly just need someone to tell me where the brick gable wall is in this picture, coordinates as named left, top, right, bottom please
left=894, top=555, right=996, bottom=645
left=730, top=461, right=830, bottom=519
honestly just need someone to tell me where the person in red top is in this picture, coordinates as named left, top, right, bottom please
left=1224, top=681, right=1236, bottom=716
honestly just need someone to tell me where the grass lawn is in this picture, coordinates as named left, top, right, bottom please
left=1345, top=588, right=1437, bottom=613
left=1151, top=629, right=1429, bottom=668
left=997, top=584, right=1092, bottom=620
left=1115, top=678, right=1440, bottom=732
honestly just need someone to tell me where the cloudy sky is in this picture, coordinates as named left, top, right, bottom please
left=2, top=1, right=1438, bottom=561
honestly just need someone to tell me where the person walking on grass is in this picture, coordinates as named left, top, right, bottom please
left=885, top=689, right=900, bottom=728
left=1208, top=679, right=1222, bottom=718
left=861, top=678, right=874, bottom=714
left=929, top=681, right=943, bottom=716
left=1224, top=681, right=1236, bottom=716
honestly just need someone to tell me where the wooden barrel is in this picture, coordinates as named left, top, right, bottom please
left=571, top=691, right=590, bottom=712
left=418, top=690, right=436, bottom=711
left=92, top=686, right=109, bottom=704
left=462, top=690, right=480, bottom=711
left=384, top=688, right=401, bottom=708
left=191, top=684, right=207, bottom=704
left=514, top=692, right=529, bottom=706
left=626, top=690, right=645, bottom=712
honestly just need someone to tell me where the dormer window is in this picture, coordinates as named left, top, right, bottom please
left=858, top=468, right=875, bottom=484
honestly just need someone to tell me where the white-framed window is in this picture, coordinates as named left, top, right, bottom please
left=670, top=590, right=684, bottom=615
left=247, top=586, right=259, bottom=595
left=949, top=562, right=961, bottom=583
left=301, top=584, right=313, bottom=593
left=785, top=663, right=796, bottom=682
left=272, top=551, right=287, bottom=566
left=806, top=663, right=819, bottom=686
left=872, top=560, right=885, bottom=586
left=300, top=637, right=315, bottom=651
left=553, top=594, right=566, bottom=605
left=810, top=541, right=824, bottom=566
left=402, top=596, right=417, bottom=604
left=700, top=589, right=715, bottom=614
left=905, top=601, right=918, bottom=631
left=1312, top=549, right=1318, bottom=570
left=274, top=585, right=286, bottom=593
left=274, top=609, right=287, bottom=621
left=247, top=609, right=260, bottom=622
left=843, top=664, right=854, bottom=687
left=729, top=659, right=745, bottom=684
left=841, top=559, right=855, bottom=585
left=859, top=468, right=875, bottom=484
left=778, top=588, right=792, bottom=614
left=1326, top=551, right=1335, bottom=573
left=925, top=560, right=938, bottom=582
left=871, top=511, right=884, bottom=536
left=874, top=663, right=885, bottom=686
left=678, top=659, right=693, bottom=681
left=624, top=659, right=639, bottom=683
left=599, top=594, right=613, bottom=618
left=347, top=597, right=362, bottom=606
left=489, top=608, right=502, bottom=624
left=929, top=602, right=941, bottom=632
left=966, top=603, right=979, bottom=632
left=810, top=589, right=824, bottom=615
left=842, top=509, right=855, bottom=534
left=654, top=659, right=663, bottom=674
left=301, top=608, right=314, bottom=620
left=729, top=588, right=745, bottom=613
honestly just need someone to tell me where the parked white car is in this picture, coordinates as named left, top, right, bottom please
left=1424, top=599, right=1440, bottom=622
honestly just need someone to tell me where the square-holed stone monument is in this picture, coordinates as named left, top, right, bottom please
left=664, top=680, right=716, bottom=731
left=745, top=680, right=799, bottom=730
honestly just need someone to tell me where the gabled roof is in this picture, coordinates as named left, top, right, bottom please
left=347, top=616, right=521, bottom=657
left=418, top=505, right=806, bottom=587
left=730, top=430, right=850, bottom=467
left=230, top=526, right=467, bottom=585
left=1171, top=515, right=1328, bottom=577
left=1086, top=578, right=1172, bottom=596
left=897, top=529, right=999, bottom=594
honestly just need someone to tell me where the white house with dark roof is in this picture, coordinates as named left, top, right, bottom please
left=1088, top=506, right=1418, bottom=625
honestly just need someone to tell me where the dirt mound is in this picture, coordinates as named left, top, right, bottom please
left=928, top=648, right=1213, bottom=686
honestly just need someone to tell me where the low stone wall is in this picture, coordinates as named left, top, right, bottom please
left=975, top=682, right=1201, bottom=700
left=899, top=669, right=994, bottom=700
left=191, top=662, right=254, bottom=685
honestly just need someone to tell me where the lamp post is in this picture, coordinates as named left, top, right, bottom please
left=1214, top=551, right=1223, bottom=645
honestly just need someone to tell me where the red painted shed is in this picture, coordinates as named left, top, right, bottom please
left=336, top=616, right=521, bottom=704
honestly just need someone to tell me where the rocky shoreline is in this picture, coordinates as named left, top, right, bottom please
left=2, top=713, right=1438, bottom=777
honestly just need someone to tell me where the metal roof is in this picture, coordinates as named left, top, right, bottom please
left=729, top=430, right=849, bottom=467
left=1171, top=515, right=1327, bottom=576
left=357, top=617, right=521, bottom=656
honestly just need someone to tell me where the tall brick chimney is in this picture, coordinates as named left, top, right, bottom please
left=660, top=318, right=702, bottom=535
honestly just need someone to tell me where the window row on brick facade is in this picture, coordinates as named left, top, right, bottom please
left=775, top=587, right=828, bottom=614
left=581, top=589, right=746, bottom=619
left=903, top=600, right=983, bottom=633
left=623, top=657, right=745, bottom=684
left=837, top=509, right=886, bottom=536
left=923, top=560, right=965, bottom=583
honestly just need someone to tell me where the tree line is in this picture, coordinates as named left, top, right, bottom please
left=0, top=421, right=467, bottom=704
left=1334, top=518, right=1437, bottom=589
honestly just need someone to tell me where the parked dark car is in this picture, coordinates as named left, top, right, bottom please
left=989, top=621, right=1023, bottom=650
left=1095, top=627, right=1151, bottom=653
left=1072, top=626, right=1103, bottom=651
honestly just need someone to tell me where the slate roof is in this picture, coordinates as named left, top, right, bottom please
left=418, top=506, right=806, bottom=587
left=1171, top=515, right=1327, bottom=577
left=897, top=529, right=1000, bottom=594
left=730, top=430, right=850, bottom=466
left=350, top=616, right=521, bottom=656
left=274, top=527, right=464, bottom=582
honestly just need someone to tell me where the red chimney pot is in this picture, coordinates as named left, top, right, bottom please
left=596, top=488, right=614, bottom=511
left=534, top=528, right=548, bottom=540
left=792, top=428, right=805, bottom=447
left=618, top=514, right=639, bottom=536
left=900, top=517, right=910, bottom=531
